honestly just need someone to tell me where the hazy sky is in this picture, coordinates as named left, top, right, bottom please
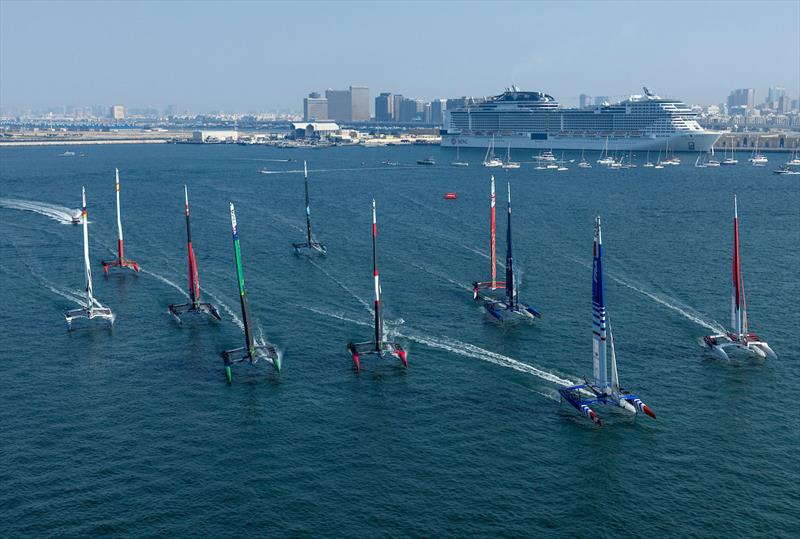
left=1, top=0, right=798, bottom=112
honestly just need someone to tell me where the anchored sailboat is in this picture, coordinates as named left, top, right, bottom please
left=482, top=135, right=503, bottom=167
left=102, top=168, right=140, bottom=273
left=472, top=176, right=505, bottom=299
left=168, top=186, right=221, bottom=323
left=221, top=203, right=281, bottom=383
left=558, top=216, right=656, bottom=426
left=482, top=183, right=542, bottom=322
left=292, top=161, right=327, bottom=255
left=65, top=187, right=115, bottom=327
left=346, top=199, right=408, bottom=370
left=703, top=196, right=775, bottom=360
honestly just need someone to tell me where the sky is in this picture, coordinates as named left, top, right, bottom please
left=1, top=0, right=798, bottom=112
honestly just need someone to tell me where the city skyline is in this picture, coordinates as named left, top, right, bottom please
left=1, top=0, right=798, bottom=113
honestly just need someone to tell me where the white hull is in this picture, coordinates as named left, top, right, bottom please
left=442, top=132, right=721, bottom=152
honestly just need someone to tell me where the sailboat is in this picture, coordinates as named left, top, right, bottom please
left=102, top=168, right=140, bottom=273
left=643, top=151, right=654, bottom=168
left=482, top=183, right=542, bottom=322
left=558, top=216, right=656, bottom=426
left=501, top=143, right=520, bottom=169
left=292, top=161, right=327, bottom=255
left=786, top=143, right=800, bottom=166
left=221, top=203, right=281, bottom=383
left=623, top=149, right=637, bottom=168
left=707, top=145, right=721, bottom=167
left=694, top=155, right=707, bottom=168
left=654, top=150, right=665, bottom=169
left=482, top=135, right=503, bottom=167
left=721, top=139, right=738, bottom=165
left=451, top=143, right=469, bottom=167
left=578, top=149, right=592, bottom=168
left=748, top=135, right=768, bottom=165
left=597, top=137, right=614, bottom=165
left=346, top=200, right=408, bottom=370
left=472, top=176, right=505, bottom=299
left=703, top=196, right=776, bottom=360
left=663, top=143, right=680, bottom=165
left=556, top=152, right=569, bottom=171
left=168, top=186, right=221, bottom=323
left=65, top=187, right=115, bottom=327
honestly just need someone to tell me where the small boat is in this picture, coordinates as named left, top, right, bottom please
left=556, top=152, right=568, bottom=171
left=772, top=165, right=800, bottom=175
left=382, top=160, right=400, bottom=167
left=292, top=161, right=327, bottom=255
left=707, top=145, right=721, bottom=167
left=65, top=188, right=115, bottom=328
left=71, top=210, right=82, bottom=224
left=748, top=136, right=768, bottom=165
left=501, top=144, right=520, bottom=169
left=623, top=150, right=637, bottom=168
left=786, top=144, right=800, bottom=166
left=451, top=144, right=469, bottom=167
left=444, top=192, right=458, bottom=200
left=481, top=183, right=542, bottom=322
left=221, top=203, right=281, bottom=383
left=703, top=196, right=775, bottom=361
left=101, top=168, right=140, bottom=273
left=417, top=157, right=436, bottom=166
left=534, top=150, right=556, bottom=162
left=558, top=216, right=656, bottom=426
left=168, top=186, right=222, bottom=323
left=597, top=137, right=614, bottom=165
left=59, top=151, right=76, bottom=157
left=721, top=139, right=738, bottom=165
left=483, top=135, right=503, bottom=167
left=577, top=149, right=592, bottom=168
left=347, top=200, right=408, bottom=370
left=643, top=151, right=654, bottom=168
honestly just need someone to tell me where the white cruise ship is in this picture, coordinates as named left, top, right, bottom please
left=441, top=87, right=721, bottom=152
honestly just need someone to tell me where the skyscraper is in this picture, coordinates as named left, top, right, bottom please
left=429, top=99, right=445, bottom=125
left=350, top=86, right=370, bottom=121
left=375, top=92, right=394, bottom=122
left=303, top=92, right=328, bottom=121
left=728, top=88, right=755, bottom=110
left=110, top=105, right=125, bottom=119
left=326, top=89, right=351, bottom=121
left=579, top=94, right=592, bottom=109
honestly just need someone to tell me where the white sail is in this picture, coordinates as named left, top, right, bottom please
left=115, top=168, right=123, bottom=242
left=82, top=187, right=93, bottom=310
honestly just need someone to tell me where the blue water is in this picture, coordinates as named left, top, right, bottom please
left=1, top=144, right=798, bottom=536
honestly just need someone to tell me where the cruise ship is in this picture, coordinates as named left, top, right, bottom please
left=441, top=87, right=721, bottom=152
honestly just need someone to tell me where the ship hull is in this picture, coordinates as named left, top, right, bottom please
left=441, top=132, right=721, bottom=152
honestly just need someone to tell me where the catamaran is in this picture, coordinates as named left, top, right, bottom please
left=482, top=135, right=503, bottom=167
left=482, top=183, right=542, bottom=322
left=346, top=200, right=408, bottom=370
left=102, top=168, right=140, bottom=273
left=472, top=176, right=505, bottom=299
left=65, top=187, right=115, bottom=327
left=221, top=203, right=281, bottom=383
left=703, top=196, right=776, bottom=360
left=558, top=216, right=656, bottom=426
left=292, top=161, right=327, bottom=255
left=168, top=186, right=221, bottom=323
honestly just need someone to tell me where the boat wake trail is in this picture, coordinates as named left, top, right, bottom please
left=200, top=288, right=244, bottom=331
left=307, top=258, right=374, bottom=315
left=565, top=254, right=725, bottom=333
left=259, top=166, right=412, bottom=175
left=0, top=198, right=77, bottom=225
left=141, top=268, right=190, bottom=300
left=408, top=261, right=472, bottom=292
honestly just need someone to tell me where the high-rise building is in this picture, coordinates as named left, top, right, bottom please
left=429, top=99, right=445, bottom=125
left=778, top=95, right=791, bottom=114
left=350, top=86, right=370, bottom=121
left=392, top=94, right=404, bottom=121
left=579, top=94, right=592, bottom=109
left=325, top=89, right=351, bottom=122
left=728, top=88, right=755, bottom=110
left=375, top=92, right=394, bottom=122
left=110, top=105, right=125, bottom=119
left=767, top=87, right=786, bottom=104
left=397, top=98, right=422, bottom=122
left=303, top=92, right=328, bottom=121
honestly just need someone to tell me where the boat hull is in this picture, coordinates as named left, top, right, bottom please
left=441, top=132, right=721, bottom=152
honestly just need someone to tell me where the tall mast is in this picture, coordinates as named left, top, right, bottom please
left=592, top=216, right=608, bottom=390
left=731, top=195, right=743, bottom=338
left=230, top=203, right=255, bottom=356
left=608, top=318, right=619, bottom=394
left=115, top=168, right=124, bottom=261
left=185, top=186, right=200, bottom=306
left=505, top=183, right=515, bottom=308
left=372, top=199, right=382, bottom=351
left=82, top=187, right=93, bottom=311
left=490, top=176, right=496, bottom=289
left=303, top=161, right=313, bottom=244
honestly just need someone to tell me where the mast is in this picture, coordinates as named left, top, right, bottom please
left=303, top=160, right=313, bottom=244
left=490, top=176, right=496, bottom=288
left=609, top=318, right=619, bottom=394
left=82, top=187, right=93, bottom=311
left=505, top=183, right=515, bottom=308
left=731, top=195, right=743, bottom=337
left=115, top=168, right=124, bottom=261
left=592, top=216, right=608, bottom=390
left=230, top=203, right=255, bottom=356
left=372, top=199, right=383, bottom=351
left=185, top=186, right=200, bottom=306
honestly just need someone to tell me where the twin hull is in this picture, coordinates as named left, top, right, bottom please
left=441, top=132, right=721, bottom=152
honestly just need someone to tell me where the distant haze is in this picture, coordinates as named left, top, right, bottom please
left=1, top=0, right=798, bottom=112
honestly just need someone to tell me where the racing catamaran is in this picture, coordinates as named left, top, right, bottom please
left=558, top=216, right=656, bottom=426
left=472, top=175, right=506, bottom=299
left=65, top=187, right=115, bottom=327
left=102, top=168, right=140, bottom=273
left=168, top=186, right=221, bottom=323
left=292, top=161, right=327, bottom=255
left=482, top=183, right=542, bottom=321
left=346, top=199, right=408, bottom=370
left=703, top=196, right=776, bottom=360
left=221, top=203, right=281, bottom=383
